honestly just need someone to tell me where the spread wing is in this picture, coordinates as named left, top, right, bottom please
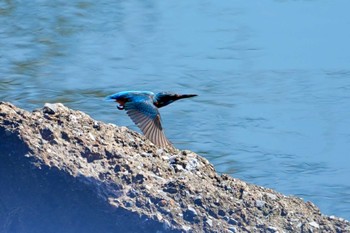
left=124, top=100, right=171, bottom=147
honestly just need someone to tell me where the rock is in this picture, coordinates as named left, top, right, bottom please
left=182, top=225, right=191, bottom=232
left=194, top=196, right=203, bottom=206
left=228, top=226, right=237, bottom=233
left=265, top=193, right=278, bottom=200
left=267, top=226, right=279, bottom=232
left=218, top=208, right=226, bottom=217
left=309, top=221, right=320, bottom=228
left=183, top=206, right=198, bottom=222
left=206, top=218, right=213, bottom=227
left=0, top=102, right=349, bottom=233
left=229, top=218, right=238, bottom=225
left=256, top=200, right=266, bottom=208
left=42, top=103, right=59, bottom=114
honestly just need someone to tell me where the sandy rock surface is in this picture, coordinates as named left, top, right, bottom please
left=0, top=102, right=349, bottom=233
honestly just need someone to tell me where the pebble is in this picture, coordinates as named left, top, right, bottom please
left=124, top=201, right=133, bottom=207
left=187, top=206, right=198, bottom=216
left=183, top=206, right=198, bottom=222
left=88, top=132, right=95, bottom=141
left=182, top=225, right=191, bottom=232
left=42, top=103, right=58, bottom=114
left=267, top=226, right=278, bottom=232
left=185, top=157, right=199, bottom=171
left=265, top=193, right=277, bottom=200
left=256, top=200, right=266, bottom=208
left=309, top=221, right=319, bottom=228
left=218, top=209, right=226, bottom=216
left=229, top=218, right=238, bottom=225
left=194, top=196, right=203, bottom=206
left=141, top=152, right=151, bottom=157
left=156, top=212, right=163, bottom=221
left=93, top=121, right=100, bottom=130
left=175, top=164, right=184, bottom=171
left=206, top=218, right=213, bottom=227
left=156, top=149, right=164, bottom=155
left=69, top=115, right=78, bottom=123
left=228, top=226, right=237, bottom=233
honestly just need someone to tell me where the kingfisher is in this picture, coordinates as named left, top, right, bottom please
left=105, top=91, right=197, bottom=147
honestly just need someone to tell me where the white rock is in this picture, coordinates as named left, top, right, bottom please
left=267, top=226, right=278, bottom=232
left=265, top=193, right=277, bottom=200
left=182, top=225, right=191, bottom=232
left=255, top=200, right=266, bottom=208
left=206, top=218, right=213, bottom=227
left=309, top=221, right=319, bottom=228
left=88, top=132, right=95, bottom=141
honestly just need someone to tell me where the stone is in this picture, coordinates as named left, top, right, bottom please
left=228, top=218, right=238, bottom=225
left=256, top=200, right=266, bottom=208
left=228, top=226, right=237, bottom=233
left=124, top=201, right=134, bottom=207
left=309, top=221, right=320, bottom=228
left=183, top=206, right=198, bottom=222
left=267, top=226, right=278, bottom=232
left=182, top=225, right=191, bottom=232
left=265, top=193, right=277, bottom=200
left=218, top=209, right=226, bottom=216
left=206, top=218, right=213, bottom=227
left=42, top=103, right=58, bottom=114
left=194, top=196, right=203, bottom=206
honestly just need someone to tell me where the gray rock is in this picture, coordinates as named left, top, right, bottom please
left=42, top=103, right=59, bottom=114
left=265, top=193, right=278, bottom=200
left=256, top=200, right=266, bottom=208
left=0, top=102, right=349, bottom=233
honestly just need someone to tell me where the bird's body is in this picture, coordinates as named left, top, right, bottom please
left=106, top=91, right=197, bottom=147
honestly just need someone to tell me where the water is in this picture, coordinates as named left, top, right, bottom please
left=1, top=0, right=350, bottom=220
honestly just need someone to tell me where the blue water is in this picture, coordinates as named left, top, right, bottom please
left=1, top=0, right=350, bottom=220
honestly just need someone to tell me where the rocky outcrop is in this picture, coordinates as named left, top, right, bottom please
left=0, top=102, right=349, bottom=233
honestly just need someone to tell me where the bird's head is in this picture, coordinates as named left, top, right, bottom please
left=105, top=92, right=129, bottom=110
left=154, top=92, right=197, bottom=108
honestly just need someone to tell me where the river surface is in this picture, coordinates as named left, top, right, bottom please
left=1, top=0, right=350, bottom=220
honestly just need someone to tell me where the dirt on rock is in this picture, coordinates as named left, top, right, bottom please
left=0, top=102, right=349, bottom=233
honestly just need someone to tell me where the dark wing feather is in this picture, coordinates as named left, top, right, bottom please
left=124, top=101, right=171, bottom=147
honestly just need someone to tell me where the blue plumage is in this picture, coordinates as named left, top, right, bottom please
left=106, top=91, right=197, bottom=147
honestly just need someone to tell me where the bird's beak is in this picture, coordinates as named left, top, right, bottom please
left=176, top=94, right=198, bottom=99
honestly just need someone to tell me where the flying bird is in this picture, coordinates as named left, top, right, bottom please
left=106, top=91, right=197, bottom=147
